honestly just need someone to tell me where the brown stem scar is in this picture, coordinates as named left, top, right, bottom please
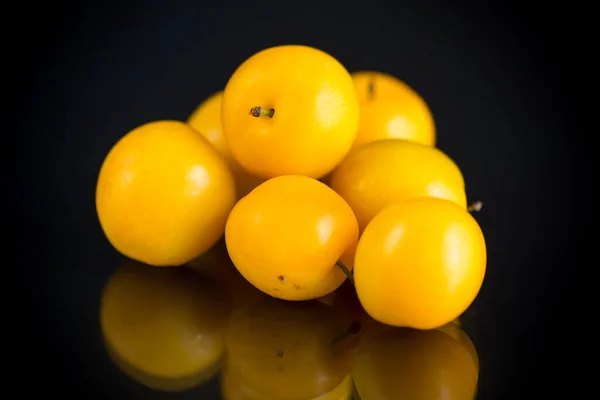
left=368, top=74, right=376, bottom=99
left=278, top=275, right=285, bottom=282
left=249, top=106, right=275, bottom=118
left=467, top=200, right=483, bottom=212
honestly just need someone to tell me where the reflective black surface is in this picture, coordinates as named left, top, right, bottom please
left=20, top=0, right=576, bottom=398
left=99, top=241, right=479, bottom=399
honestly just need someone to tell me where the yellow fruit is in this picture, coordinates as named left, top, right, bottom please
left=354, top=198, right=486, bottom=330
left=225, top=175, right=359, bottom=300
left=330, top=139, right=465, bottom=232
left=225, top=296, right=356, bottom=400
left=100, top=261, right=228, bottom=391
left=221, top=45, right=360, bottom=179
left=352, top=71, right=435, bottom=147
left=96, top=120, right=236, bottom=266
left=352, top=326, right=479, bottom=399
left=187, top=91, right=264, bottom=198
left=353, top=99, right=435, bottom=148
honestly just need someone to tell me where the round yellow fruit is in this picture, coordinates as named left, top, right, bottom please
left=225, top=175, right=359, bottom=301
left=221, top=45, right=360, bottom=179
left=100, top=261, right=228, bottom=390
left=351, top=70, right=435, bottom=146
left=330, top=139, right=465, bottom=232
left=354, top=197, right=486, bottom=330
left=96, top=120, right=236, bottom=266
left=187, top=91, right=264, bottom=198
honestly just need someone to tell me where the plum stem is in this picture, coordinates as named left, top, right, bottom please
left=336, top=259, right=354, bottom=284
left=467, top=200, right=483, bottom=212
left=249, top=106, right=274, bottom=118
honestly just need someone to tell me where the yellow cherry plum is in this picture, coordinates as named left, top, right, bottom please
left=225, top=175, right=359, bottom=300
left=354, top=197, right=486, bottom=330
left=222, top=45, right=359, bottom=179
left=96, top=120, right=236, bottom=266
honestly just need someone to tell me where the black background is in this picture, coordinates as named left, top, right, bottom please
left=17, top=0, right=578, bottom=398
